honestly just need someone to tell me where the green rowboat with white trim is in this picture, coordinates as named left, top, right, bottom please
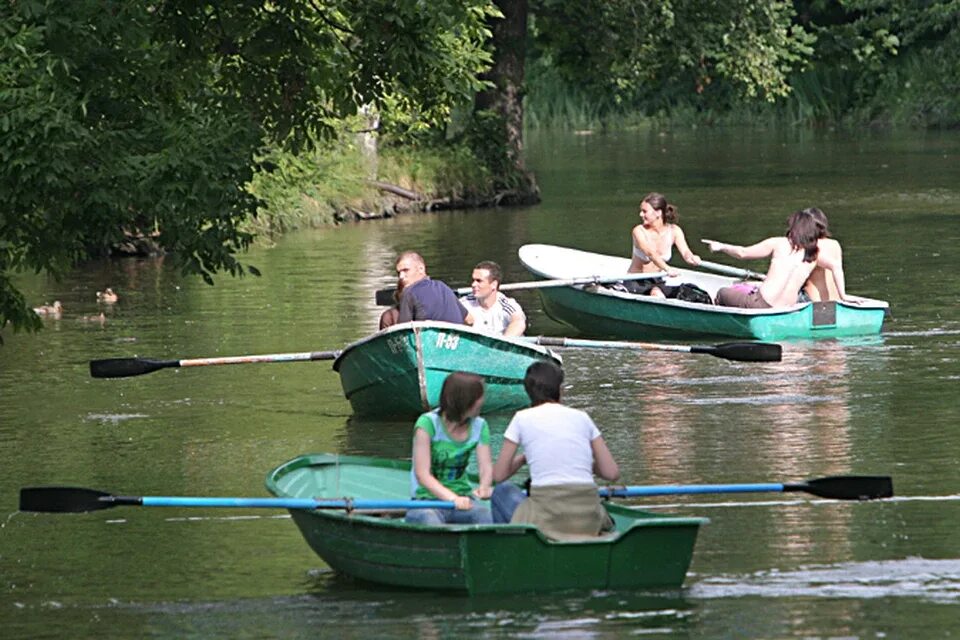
left=265, top=453, right=707, bottom=594
left=332, top=321, right=561, bottom=418
left=519, top=244, right=889, bottom=341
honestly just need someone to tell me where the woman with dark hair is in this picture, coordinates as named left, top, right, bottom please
left=704, top=208, right=848, bottom=308
left=490, top=361, right=620, bottom=540
left=405, top=372, right=493, bottom=526
left=627, top=192, right=702, bottom=297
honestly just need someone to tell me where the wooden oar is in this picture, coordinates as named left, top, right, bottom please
left=697, top=258, right=767, bottom=281
left=600, top=475, right=893, bottom=501
left=19, top=487, right=456, bottom=513
left=518, top=336, right=782, bottom=363
left=90, top=350, right=341, bottom=379
left=374, top=271, right=668, bottom=306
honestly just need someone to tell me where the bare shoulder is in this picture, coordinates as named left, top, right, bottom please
left=820, top=238, right=842, bottom=255
left=767, top=236, right=791, bottom=253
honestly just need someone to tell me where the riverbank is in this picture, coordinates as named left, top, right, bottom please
left=243, top=136, right=539, bottom=238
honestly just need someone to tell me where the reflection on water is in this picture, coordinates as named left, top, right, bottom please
left=4, top=128, right=960, bottom=639
left=693, top=558, right=960, bottom=603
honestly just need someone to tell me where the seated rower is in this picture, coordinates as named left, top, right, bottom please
left=405, top=372, right=493, bottom=526
left=627, top=192, right=701, bottom=297
left=491, top=361, right=620, bottom=540
left=461, top=261, right=526, bottom=337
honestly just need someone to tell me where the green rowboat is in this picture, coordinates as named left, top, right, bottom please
left=332, top=321, right=561, bottom=418
left=519, top=244, right=889, bottom=341
left=266, top=453, right=707, bottom=594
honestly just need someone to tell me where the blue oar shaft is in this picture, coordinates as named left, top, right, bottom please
left=139, top=497, right=455, bottom=510
left=601, top=484, right=785, bottom=498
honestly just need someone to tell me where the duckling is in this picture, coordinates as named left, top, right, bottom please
left=33, top=301, right=63, bottom=317
left=96, top=288, right=119, bottom=303
left=79, top=312, right=106, bottom=325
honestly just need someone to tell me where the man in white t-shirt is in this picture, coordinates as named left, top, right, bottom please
left=462, top=261, right=526, bottom=336
left=490, top=361, right=621, bottom=540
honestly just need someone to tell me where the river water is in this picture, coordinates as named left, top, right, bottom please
left=2, top=127, right=959, bottom=638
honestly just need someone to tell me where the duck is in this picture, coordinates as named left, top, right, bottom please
left=96, top=288, right=119, bottom=303
left=79, top=312, right=106, bottom=325
left=33, top=301, right=63, bottom=317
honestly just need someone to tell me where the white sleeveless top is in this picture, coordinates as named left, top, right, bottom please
left=632, top=226, right=674, bottom=263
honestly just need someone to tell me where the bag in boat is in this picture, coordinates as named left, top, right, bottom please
left=671, top=283, right=713, bottom=305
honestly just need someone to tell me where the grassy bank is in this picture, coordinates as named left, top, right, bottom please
left=524, top=50, right=960, bottom=131
left=245, top=132, right=494, bottom=237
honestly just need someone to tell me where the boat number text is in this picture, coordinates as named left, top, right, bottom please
left=386, top=336, right=408, bottom=354
left=435, top=333, right=460, bottom=351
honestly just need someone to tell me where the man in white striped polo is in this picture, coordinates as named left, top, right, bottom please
left=462, top=261, right=527, bottom=337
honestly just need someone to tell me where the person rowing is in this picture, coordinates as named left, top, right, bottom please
left=703, top=208, right=850, bottom=309
left=627, top=192, right=702, bottom=297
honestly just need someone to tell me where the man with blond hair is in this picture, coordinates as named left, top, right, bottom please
left=395, top=251, right=468, bottom=324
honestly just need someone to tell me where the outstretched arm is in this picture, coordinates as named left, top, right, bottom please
left=703, top=237, right=778, bottom=260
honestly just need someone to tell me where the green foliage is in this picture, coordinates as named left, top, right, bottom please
left=530, top=0, right=814, bottom=115
left=526, top=0, right=960, bottom=128
left=247, top=129, right=378, bottom=235
left=380, top=142, right=493, bottom=199
left=0, top=0, right=499, bottom=335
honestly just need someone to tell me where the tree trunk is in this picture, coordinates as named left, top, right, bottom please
left=474, top=0, right=539, bottom=204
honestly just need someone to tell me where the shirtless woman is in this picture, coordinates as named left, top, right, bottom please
left=628, top=192, right=701, bottom=297
left=704, top=208, right=848, bottom=309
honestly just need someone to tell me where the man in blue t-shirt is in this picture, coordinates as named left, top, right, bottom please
left=395, top=251, right=469, bottom=324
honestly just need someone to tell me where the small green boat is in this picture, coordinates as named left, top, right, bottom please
left=332, top=321, right=561, bottom=418
left=266, top=453, right=707, bottom=594
left=519, top=244, right=889, bottom=341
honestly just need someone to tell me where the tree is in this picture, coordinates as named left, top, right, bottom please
left=0, top=0, right=497, bottom=337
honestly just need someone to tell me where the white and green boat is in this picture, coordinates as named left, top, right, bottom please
left=333, top=321, right=560, bottom=418
left=519, top=244, right=889, bottom=341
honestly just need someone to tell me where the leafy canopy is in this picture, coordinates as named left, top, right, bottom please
left=0, top=0, right=497, bottom=336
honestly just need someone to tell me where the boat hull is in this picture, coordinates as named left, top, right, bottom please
left=520, top=244, right=889, bottom=341
left=333, top=322, right=560, bottom=418
left=266, top=454, right=707, bottom=594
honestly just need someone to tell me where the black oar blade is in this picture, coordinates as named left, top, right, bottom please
left=20, top=487, right=117, bottom=513
left=375, top=288, right=397, bottom=306
left=691, top=342, right=782, bottom=362
left=788, top=476, right=894, bottom=500
left=90, top=357, right=176, bottom=378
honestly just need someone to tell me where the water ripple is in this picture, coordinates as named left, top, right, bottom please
left=691, top=558, right=960, bottom=603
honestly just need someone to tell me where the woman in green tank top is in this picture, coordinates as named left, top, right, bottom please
left=406, top=372, right=493, bottom=525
